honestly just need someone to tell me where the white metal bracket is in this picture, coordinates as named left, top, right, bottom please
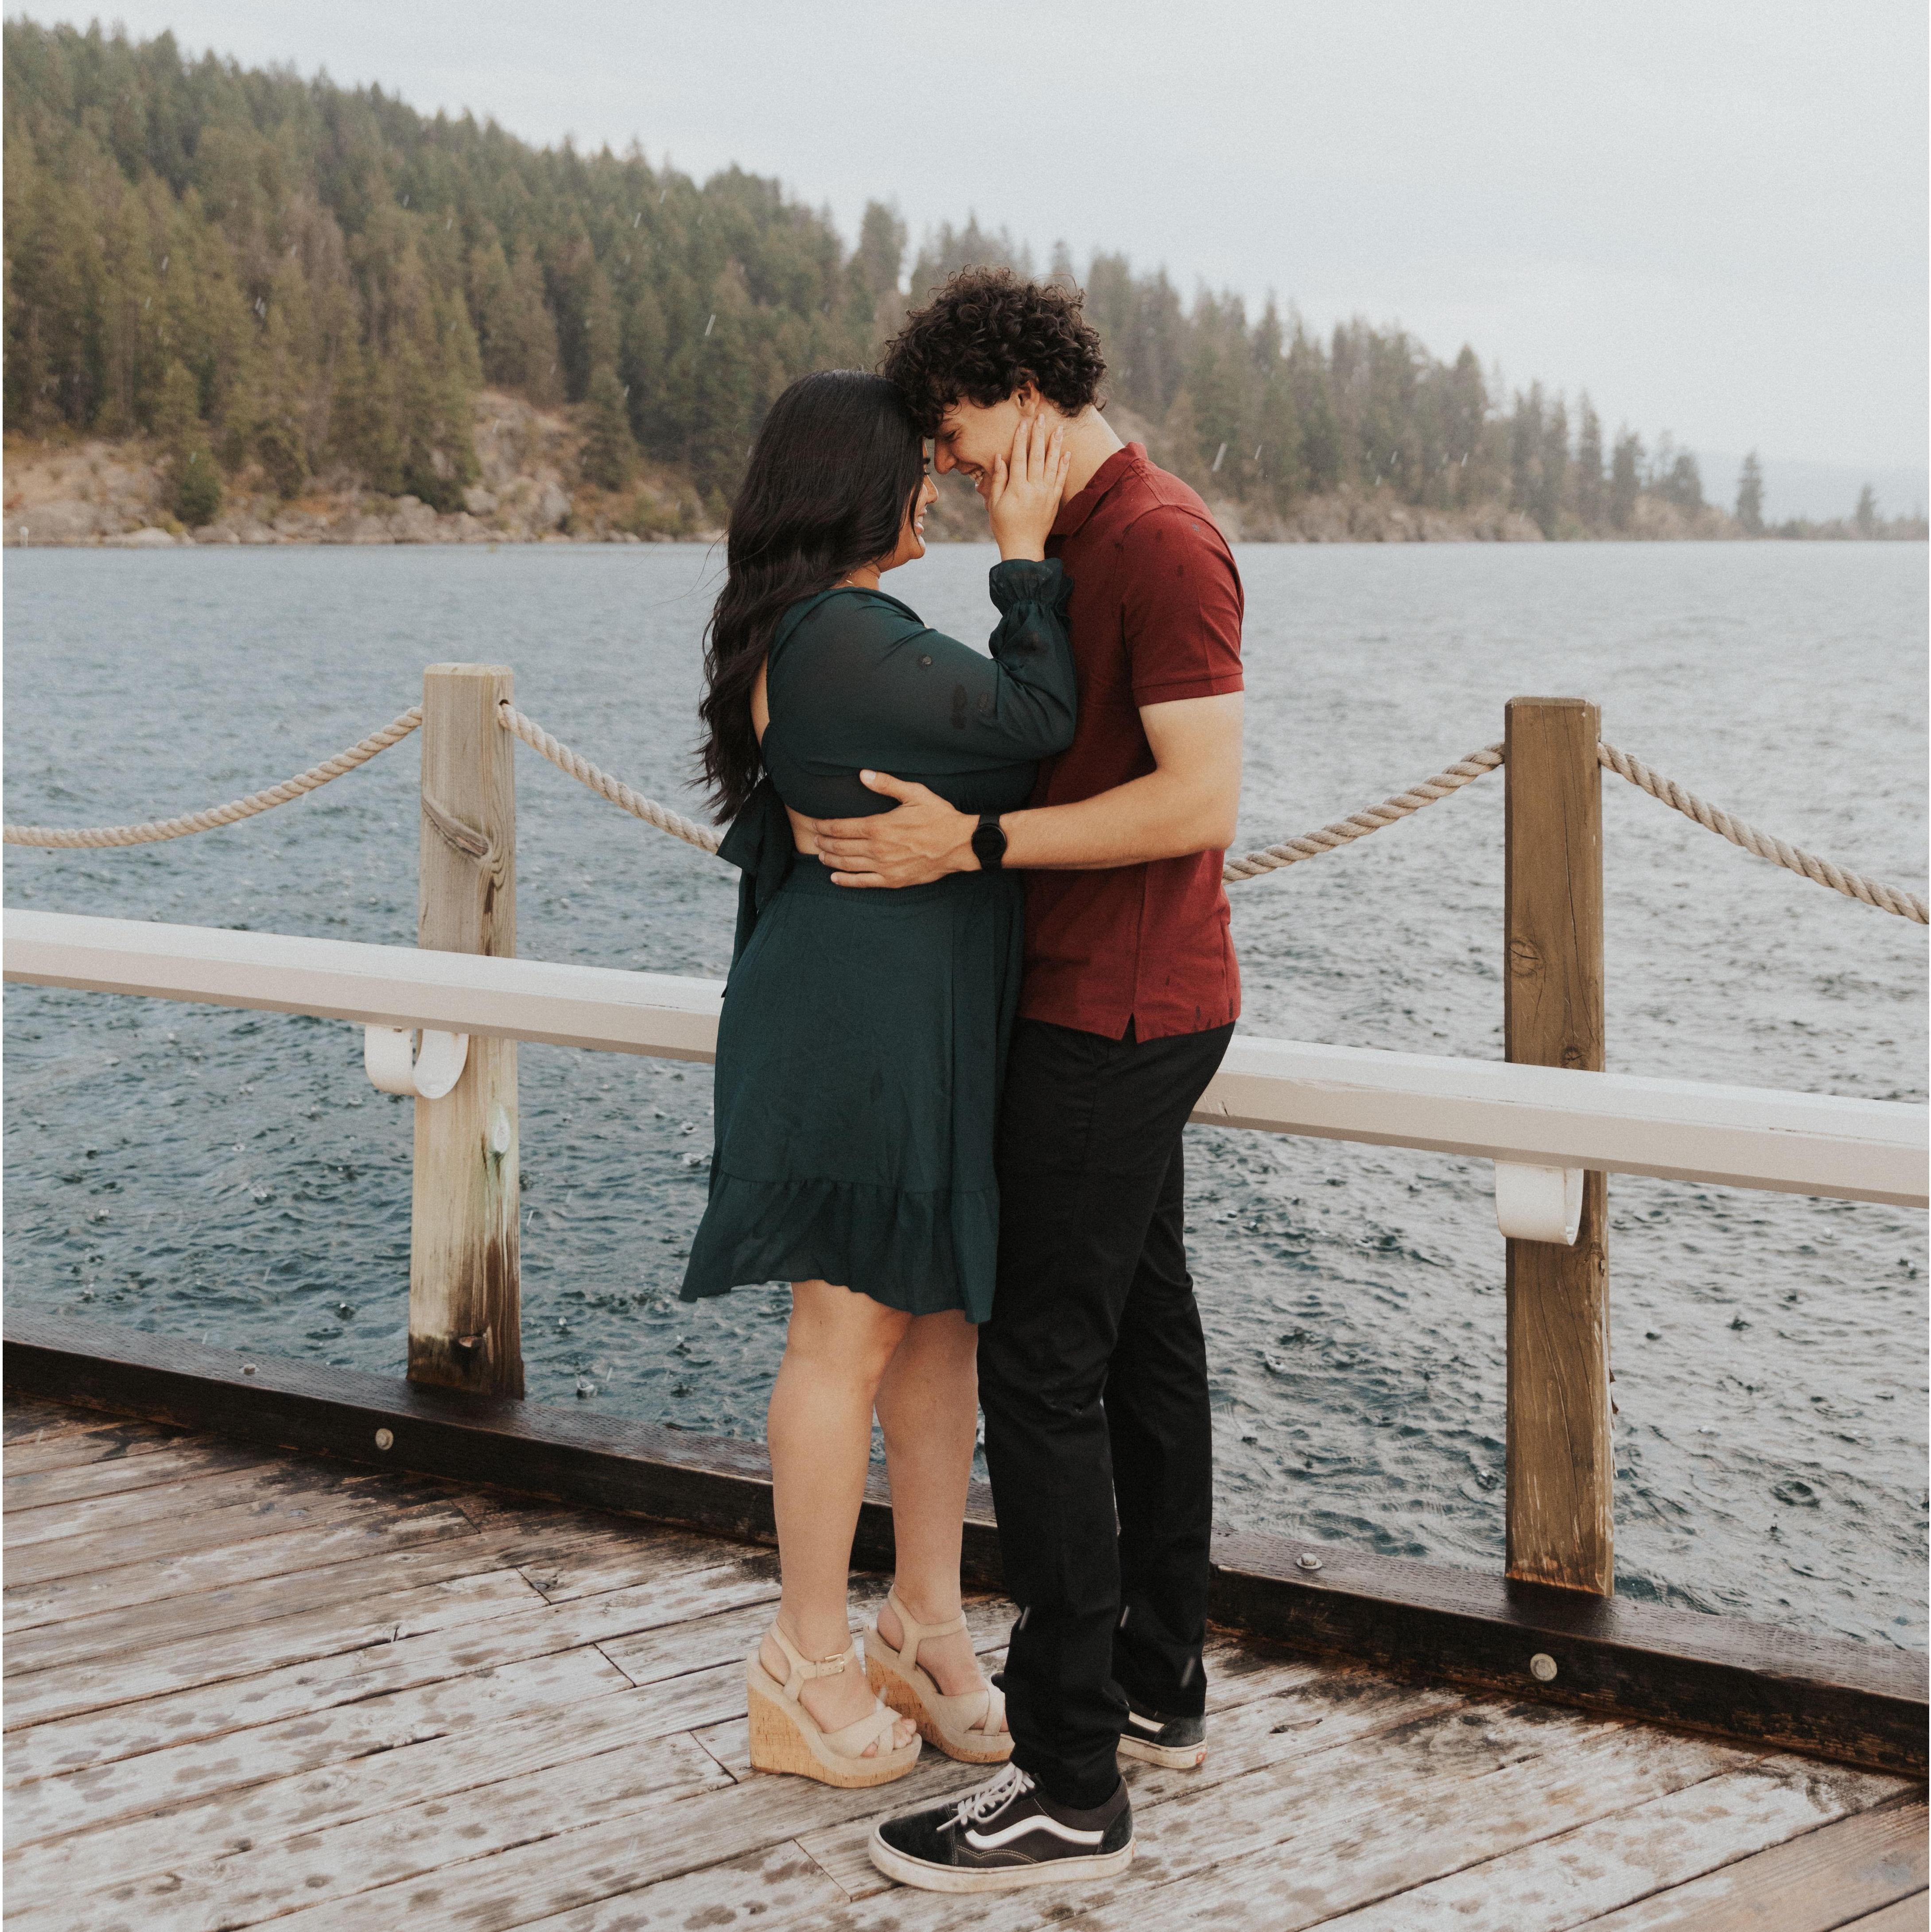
left=365, top=1026, right=469, bottom=1100
left=1494, top=1162, right=1584, bottom=1245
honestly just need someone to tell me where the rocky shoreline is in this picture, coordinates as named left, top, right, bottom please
left=3, top=391, right=721, bottom=550
left=2, top=388, right=1756, bottom=549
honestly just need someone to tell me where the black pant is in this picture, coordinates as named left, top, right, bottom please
left=979, top=1015, right=1234, bottom=1807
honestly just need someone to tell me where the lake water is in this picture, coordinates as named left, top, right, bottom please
left=4, top=540, right=1925, bottom=1651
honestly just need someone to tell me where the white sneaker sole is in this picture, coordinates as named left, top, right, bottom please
left=1117, top=1733, right=1208, bottom=1770
left=867, top=1825, right=1135, bottom=1893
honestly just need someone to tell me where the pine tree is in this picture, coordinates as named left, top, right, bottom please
left=1444, top=348, right=1487, bottom=505
left=686, top=273, right=755, bottom=497
left=1575, top=397, right=1604, bottom=529
left=1662, top=451, right=1703, bottom=514
left=1159, top=388, right=1206, bottom=488
left=469, top=233, right=521, bottom=385
left=1609, top=431, right=1642, bottom=532
left=1535, top=396, right=1568, bottom=536
left=618, top=284, right=667, bottom=446
left=582, top=362, right=637, bottom=490
left=1735, top=453, right=1764, bottom=534
left=155, top=357, right=221, bottom=525
left=1854, top=484, right=1879, bottom=536
left=1255, top=372, right=1305, bottom=511
left=856, top=201, right=905, bottom=299
left=330, top=340, right=403, bottom=493
left=508, top=243, right=562, bottom=403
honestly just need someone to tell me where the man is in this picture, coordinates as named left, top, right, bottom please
left=808, top=268, right=1244, bottom=1893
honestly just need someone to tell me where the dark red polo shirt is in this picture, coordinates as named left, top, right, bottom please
left=1022, top=443, right=1244, bottom=1041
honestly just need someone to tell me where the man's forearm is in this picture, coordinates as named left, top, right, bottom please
left=998, top=770, right=1237, bottom=871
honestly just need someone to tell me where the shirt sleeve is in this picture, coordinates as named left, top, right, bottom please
left=1119, top=505, right=1245, bottom=707
left=776, top=561, right=1079, bottom=767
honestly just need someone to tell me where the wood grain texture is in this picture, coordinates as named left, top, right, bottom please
left=5, top=1527, right=521, bottom=1668
left=460, top=1844, right=850, bottom=1932
left=4, top=1436, right=276, bottom=1513
left=3, top=1554, right=781, bottom=1785
left=2, top=1453, right=386, bottom=1550
left=10, top=1322, right=1924, bottom=1776
left=0, top=1468, right=459, bottom=1588
left=5, top=1566, right=545, bottom=1730
left=4, top=1392, right=1923, bottom=1932
left=1302, top=1757, right=1909, bottom=1931
left=3, top=1684, right=708, bottom=1905
left=411, top=661, right=523, bottom=1396
left=4, top=1644, right=628, bottom=1846
left=21, top=1730, right=730, bottom=1932
left=1505, top=694, right=1614, bottom=1595
left=2, top=1408, right=187, bottom=1469
left=1841, top=1898, right=1931, bottom=1932
left=3, top=1498, right=478, bottom=1633
left=1577, top=1794, right=1928, bottom=1931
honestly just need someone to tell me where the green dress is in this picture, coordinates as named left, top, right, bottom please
left=680, top=559, right=1077, bottom=1322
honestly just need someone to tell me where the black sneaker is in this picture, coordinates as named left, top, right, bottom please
left=1117, top=1695, right=1208, bottom=1769
left=868, top=1762, right=1134, bottom=1893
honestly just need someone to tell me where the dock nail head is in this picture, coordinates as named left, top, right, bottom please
left=374, top=1428, right=395, bottom=1451
left=242, top=1363, right=256, bottom=1376
left=1296, top=1552, right=1324, bottom=1572
left=1529, top=1652, right=1558, bottom=1682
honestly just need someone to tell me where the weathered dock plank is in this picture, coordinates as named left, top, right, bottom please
left=4, top=1390, right=1922, bottom=1932
left=4, top=1433, right=269, bottom=1505
left=3, top=1679, right=716, bottom=1911
left=1297, top=1759, right=1911, bottom=1931
left=1842, top=1900, right=1931, bottom=1932
left=5, top=1565, right=547, bottom=1728
left=4, top=1644, right=630, bottom=1845
left=1578, top=1794, right=1928, bottom=1930
left=2, top=1467, right=462, bottom=1587
left=15, top=1316, right=1922, bottom=1775
left=5, top=1523, right=579, bottom=1672
left=3, top=1496, right=480, bottom=1633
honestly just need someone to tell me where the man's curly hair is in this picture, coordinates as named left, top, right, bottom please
left=881, top=267, right=1107, bottom=436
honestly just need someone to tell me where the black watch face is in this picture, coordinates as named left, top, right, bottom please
left=972, top=821, right=1006, bottom=865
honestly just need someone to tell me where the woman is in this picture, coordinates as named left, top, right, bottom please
left=684, top=370, right=1074, bottom=1788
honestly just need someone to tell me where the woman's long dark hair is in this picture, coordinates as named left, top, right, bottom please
left=699, top=370, right=926, bottom=820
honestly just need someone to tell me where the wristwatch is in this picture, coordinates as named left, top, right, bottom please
left=971, top=812, right=1008, bottom=871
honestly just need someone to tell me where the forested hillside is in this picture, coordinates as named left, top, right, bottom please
left=5, top=19, right=1910, bottom=543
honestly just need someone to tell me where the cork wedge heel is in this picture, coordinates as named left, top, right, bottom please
left=746, top=1624, right=922, bottom=1789
left=864, top=1589, right=1013, bottom=1764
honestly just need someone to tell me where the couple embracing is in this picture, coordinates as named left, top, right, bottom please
left=681, top=268, right=1244, bottom=1893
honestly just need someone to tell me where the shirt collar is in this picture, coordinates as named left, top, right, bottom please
left=1052, top=441, right=1144, bottom=542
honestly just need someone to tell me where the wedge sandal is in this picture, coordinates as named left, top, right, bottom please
left=746, top=1622, right=922, bottom=1788
left=864, top=1589, right=1013, bottom=1764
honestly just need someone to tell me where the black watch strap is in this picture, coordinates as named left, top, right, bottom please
left=971, top=812, right=1008, bottom=871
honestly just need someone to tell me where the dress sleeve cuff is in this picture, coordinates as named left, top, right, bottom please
left=987, top=556, right=1070, bottom=615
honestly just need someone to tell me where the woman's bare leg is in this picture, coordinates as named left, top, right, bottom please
left=874, top=1310, right=1003, bottom=1726
left=762, top=1278, right=917, bottom=1751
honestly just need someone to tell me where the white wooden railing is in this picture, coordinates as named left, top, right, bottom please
left=8, top=910, right=1924, bottom=1211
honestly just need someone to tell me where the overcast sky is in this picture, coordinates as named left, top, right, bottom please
left=36, top=1, right=1929, bottom=506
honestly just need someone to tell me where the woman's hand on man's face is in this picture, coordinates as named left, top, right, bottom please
left=985, top=414, right=1069, bottom=561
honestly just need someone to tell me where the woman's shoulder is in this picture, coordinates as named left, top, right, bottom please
left=772, top=586, right=926, bottom=661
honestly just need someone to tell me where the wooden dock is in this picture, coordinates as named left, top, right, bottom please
left=4, top=1391, right=1925, bottom=1931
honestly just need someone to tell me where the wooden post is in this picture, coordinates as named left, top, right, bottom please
left=408, top=664, right=523, bottom=1397
left=1504, top=696, right=1612, bottom=1594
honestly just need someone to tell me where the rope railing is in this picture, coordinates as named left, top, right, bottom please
left=1596, top=742, right=1927, bottom=924
left=497, top=704, right=721, bottom=853
left=4, top=700, right=1924, bottom=924
left=1219, top=744, right=1506, bottom=881
left=2, top=708, right=423, bottom=850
